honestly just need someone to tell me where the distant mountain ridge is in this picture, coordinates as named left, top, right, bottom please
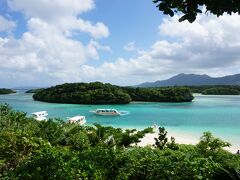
left=138, top=73, right=240, bottom=87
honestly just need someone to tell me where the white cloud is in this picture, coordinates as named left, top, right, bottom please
left=159, top=16, right=209, bottom=40
left=0, top=19, right=98, bottom=72
left=124, top=42, right=137, bottom=51
left=7, top=0, right=109, bottom=39
left=0, top=0, right=110, bottom=86
left=1, top=2, right=240, bottom=87
left=79, top=13, right=240, bottom=85
left=0, top=16, right=16, bottom=32
left=8, top=0, right=95, bottom=19
left=89, top=40, right=112, bottom=52
left=59, top=17, right=109, bottom=39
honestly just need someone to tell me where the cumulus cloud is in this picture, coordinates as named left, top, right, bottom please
left=0, top=16, right=16, bottom=32
left=1, top=2, right=240, bottom=87
left=7, top=0, right=95, bottom=19
left=0, top=17, right=99, bottom=75
left=0, top=0, right=111, bottom=87
left=78, top=13, right=240, bottom=85
left=158, top=14, right=240, bottom=68
left=7, top=0, right=109, bottom=39
left=60, top=17, right=109, bottom=39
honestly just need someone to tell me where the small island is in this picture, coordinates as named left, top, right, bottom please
left=187, top=85, right=240, bottom=95
left=33, top=82, right=194, bottom=104
left=0, top=88, right=16, bottom=95
left=202, top=87, right=240, bottom=95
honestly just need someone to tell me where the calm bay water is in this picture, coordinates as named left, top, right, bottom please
left=1, top=91, right=240, bottom=148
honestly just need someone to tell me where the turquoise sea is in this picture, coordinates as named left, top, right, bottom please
left=1, top=91, right=240, bottom=149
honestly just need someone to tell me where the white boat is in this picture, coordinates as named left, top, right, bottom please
left=67, top=115, right=86, bottom=125
left=90, top=109, right=121, bottom=116
left=32, top=111, right=48, bottom=121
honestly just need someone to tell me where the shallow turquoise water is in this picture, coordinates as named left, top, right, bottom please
left=1, top=91, right=240, bottom=147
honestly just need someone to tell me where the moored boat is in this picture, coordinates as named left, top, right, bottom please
left=67, top=115, right=86, bottom=125
left=90, top=109, right=121, bottom=116
left=32, top=111, right=48, bottom=121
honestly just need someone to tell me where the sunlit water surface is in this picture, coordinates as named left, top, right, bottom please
left=1, top=91, right=240, bottom=148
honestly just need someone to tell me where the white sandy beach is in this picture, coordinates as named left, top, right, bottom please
left=137, top=130, right=239, bottom=154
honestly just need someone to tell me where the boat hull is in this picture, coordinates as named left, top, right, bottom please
left=94, top=112, right=120, bottom=116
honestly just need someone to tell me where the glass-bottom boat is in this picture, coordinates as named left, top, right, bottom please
left=90, top=109, right=121, bottom=116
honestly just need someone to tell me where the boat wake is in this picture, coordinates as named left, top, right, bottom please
left=118, top=111, right=130, bottom=116
left=89, top=110, right=96, bottom=113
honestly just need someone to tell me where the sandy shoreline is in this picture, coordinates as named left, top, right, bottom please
left=137, top=130, right=239, bottom=154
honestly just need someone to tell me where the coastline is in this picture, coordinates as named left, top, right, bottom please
left=136, top=130, right=238, bottom=154
left=2, top=92, right=240, bottom=154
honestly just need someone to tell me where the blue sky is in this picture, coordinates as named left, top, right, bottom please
left=1, top=0, right=163, bottom=62
left=0, top=0, right=240, bottom=87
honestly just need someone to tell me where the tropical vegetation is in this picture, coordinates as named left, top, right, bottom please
left=123, top=86, right=193, bottom=102
left=33, top=82, right=194, bottom=104
left=202, top=87, right=240, bottom=95
left=0, top=104, right=240, bottom=179
left=0, top=88, right=16, bottom=95
left=153, top=0, right=240, bottom=23
left=33, top=82, right=132, bottom=104
left=187, top=85, right=240, bottom=95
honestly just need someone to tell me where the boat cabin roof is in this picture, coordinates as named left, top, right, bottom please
left=96, top=109, right=117, bottom=111
left=68, top=116, right=85, bottom=121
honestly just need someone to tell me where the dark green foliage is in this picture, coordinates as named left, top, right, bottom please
left=214, top=167, right=240, bottom=180
left=197, top=131, right=231, bottom=157
left=1, top=104, right=240, bottom=179
left=33, top=82, right=194, bottom=104
left=154, top=127, right=179, bottom=150
left=202, top=87, right=240, bottom=95
left=154, top=127, right=168, bottom=150
left=33, top=82, right=132, bottom=104
left=167, top=137, right=179, bottom=150
left=123, top=86, right=194, bottom=102
left=153, top=0, right=240, bottom=23
left=0, top=88, right=16, bottom=94
left=115, top=147, right=221, bottom=179
left=182, top=85, right=240, bottom=95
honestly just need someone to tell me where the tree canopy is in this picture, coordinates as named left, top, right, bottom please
left=25, top=88, right=45, bottom=94
left=0, top=88, right=16, bottom=95
left=33, top=82, right=194, bottom=104
left=185, top=85, right=240, bottom=95
left=202, top=87, right=240, bottom=95
left=153, top=0, right=240, bottom=23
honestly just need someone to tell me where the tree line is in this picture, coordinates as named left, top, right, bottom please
left=0, top=88, right=15, bottom=95
left=32, top=82, right=194, bottom=104
left=186, top=85, right=240, bottom=95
